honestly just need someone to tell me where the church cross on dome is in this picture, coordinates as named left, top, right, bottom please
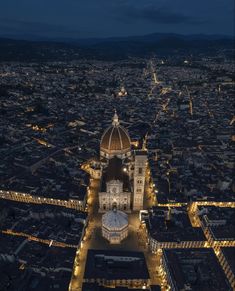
left=112, top=109, right=120, bottom=126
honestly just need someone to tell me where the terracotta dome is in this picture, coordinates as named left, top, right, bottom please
left=100, top=111, right=131, bottom=156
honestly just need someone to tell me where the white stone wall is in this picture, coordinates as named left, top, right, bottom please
left=102, top=226, right=128, bottom=244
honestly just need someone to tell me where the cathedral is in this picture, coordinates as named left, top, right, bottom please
left=98, top=111, right=147, bottom=213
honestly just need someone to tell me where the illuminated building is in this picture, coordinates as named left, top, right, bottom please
left=99, top=111, right=147, bottom=213
left=102, top=208, right=128, bottom=244
left=117, top=86, right=128, bottom=97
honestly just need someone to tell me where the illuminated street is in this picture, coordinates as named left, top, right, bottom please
left=69, top=178, right=100, bottom=291
left=2, top=230, right=77, bottom=249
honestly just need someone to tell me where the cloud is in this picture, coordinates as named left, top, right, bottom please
left=2, top=19, right=55, bottom=33
left=0, top=0, right=231, bottom=38
left=113, top=3, right=204, bottom=25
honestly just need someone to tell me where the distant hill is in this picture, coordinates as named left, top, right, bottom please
left=72, top=33, right=233, bottom=45
left=0, top=33, right=234, bottom=61
left=0, top=38, right=89, bottom=62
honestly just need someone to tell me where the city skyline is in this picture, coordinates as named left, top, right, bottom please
left=0, top=2, right=234, bottom=290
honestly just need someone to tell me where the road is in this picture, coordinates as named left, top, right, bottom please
left=2, top=229, right=77, bottom=249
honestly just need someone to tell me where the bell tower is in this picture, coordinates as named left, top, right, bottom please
left=133, top=150, right=147, bottom=210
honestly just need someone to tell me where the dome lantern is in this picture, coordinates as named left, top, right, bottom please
left=112, top=109, right=119, bottom=126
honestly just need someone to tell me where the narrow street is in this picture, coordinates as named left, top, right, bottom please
left=69, top=178, right=100, bottom=291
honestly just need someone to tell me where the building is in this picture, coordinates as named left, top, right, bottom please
left=83, top=249, right=150, bottom=289
left=198, top=206, right=235, bottom=247
left=99, top=111, right=147, bottom=213
left=82, top=283, right=159, bottom=291
left=162, top=248, right=231, bottom=291
left=99, top=157, right=132, bottom=212
left=102, top=208, right=128, bottom=244
left=146, top=207, right=206, bottom=253
left=117, top=86, right=128, bottom=97
left=217, top=247, right=235, bottom=289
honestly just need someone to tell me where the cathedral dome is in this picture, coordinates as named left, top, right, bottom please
left=100, top=111, right=131, bottom=158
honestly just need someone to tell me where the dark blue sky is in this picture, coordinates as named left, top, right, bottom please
left=0, top=0, right=234, bottom=39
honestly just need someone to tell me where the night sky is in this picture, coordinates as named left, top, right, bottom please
left=0, top=0, right=233, bottom=39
